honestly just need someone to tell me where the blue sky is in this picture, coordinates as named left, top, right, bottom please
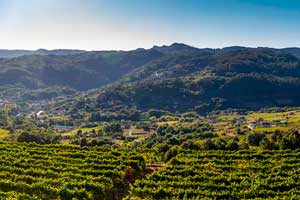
left=0, top=0, right=299, bottom=50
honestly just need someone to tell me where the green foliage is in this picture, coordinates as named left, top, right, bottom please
left=17, top=132, right=58, bottom=144
left=137, top=123, right=216, bottom=151
left=78, top=48, right=300, bottom=116
left=1, top=45, right=300, bottom=113
left=0, top=109, right=9, bottom=127
left=0, top=48, right=163, bottom=102
left=247, top=133, right=265, bottom=146
left=128, top=150, right=300, bottom=199
left=0, top=143, right=147, bottom=199
left=103, top=122, right=122, bottom=133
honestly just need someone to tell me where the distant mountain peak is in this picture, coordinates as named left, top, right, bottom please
left=169, top=42, right=192, bottom=47
left=151, top=43, right=199, bottom=54
left=36, top=49, right=48, bottom=53
left=135, top=48, right=146, bottom=51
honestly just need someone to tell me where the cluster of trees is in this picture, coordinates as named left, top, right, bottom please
left=90, top=108, right=140, bottom=122
left=0, top=46, right=164, bottom=102
left=17, top=131, right=60, bottom=144
left=0, top=109, right=9, bottom=127
left=0, top=107, right=35, bottom=139
left=252, top=130, right=300, bottom=150
left=61, top=48, right=300, bottom=118
left=0, top=107, right=62, bottom=144
left=1, top=45, right=300, bottom=119
left=135, top=123, right=216, bottom=154
left=70, top=122, right=125, bottom=147
left=163, top=137, right=249, bottom=161
left=71, top=138, right=116, bottom=147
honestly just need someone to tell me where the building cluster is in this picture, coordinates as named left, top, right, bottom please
left=0, top=98, right=15, bottom=107
left=231, top=116, right=289, bottom=130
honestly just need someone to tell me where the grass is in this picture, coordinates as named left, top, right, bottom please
left=254, top=126, right=290, bottom=133
left=62, top=126, right=102, bottom=137
left=156, top=121, right=178, bottom=126
left=48, top=116, right=69, bottom=121
left=246, top=110, right=300, bottom=122
left=217, top=115, right=242, bottom=121
left=210, top=109, right=300, bottom=135
left=0, top=129, right=9, bottom=139
left=215, top=110, right=300, bottom=123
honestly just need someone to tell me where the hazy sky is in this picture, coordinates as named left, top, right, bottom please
left=0, top=0, right=300, bottom=50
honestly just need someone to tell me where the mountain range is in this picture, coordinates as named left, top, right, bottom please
left=1, top=43, right=300, bottom=114
left=0, top=49, right=86, bottom=58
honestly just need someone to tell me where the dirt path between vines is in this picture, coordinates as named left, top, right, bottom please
left=115, top=162, right=165, bottom=200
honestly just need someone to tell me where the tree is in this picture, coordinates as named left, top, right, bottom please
left=225, top=140, right=239, bottom=150
left=260, top=137, right=275, bottom=150
left=76, top=129, right=83, bottom=137
left=0, top=109, right=9, bottom=127
left=80, top=138, right=88, bottom=147
left=164, top=146, right=179, bottom=162
left=280, top=131, right=300, bottom=150
left=17, top=132, right=41, bottom=144
left=247, top=133, right=265, bottom=146
left=200, top=139, right=216, bottom=150
left=91, top=139, right=98, bottom=146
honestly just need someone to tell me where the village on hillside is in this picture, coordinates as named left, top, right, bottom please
left=2, top=95, right=300, bottom=146
left=0, top=98, right=15, bottom=108
left=208, top=110, right=300, bottom=136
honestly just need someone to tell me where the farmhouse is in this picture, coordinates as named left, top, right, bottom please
left=37, top=111, right=47, bottom=119
left=234, top=117, right=246, bottom=124
left=280, top=120, right=288, bottom=125
left=128, top=128, right=148, bottom=137
left=0, top=99, right=15, bottom=107
left=122, top=122, right=131, bottom=129
left=248, top=122, right=258, bottom=130
left=51, top=125, right=74, bottom=132
left=262, top=122, right=272, bottom=127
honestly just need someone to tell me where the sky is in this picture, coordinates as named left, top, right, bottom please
left=0, top=0, right=300, bottom=50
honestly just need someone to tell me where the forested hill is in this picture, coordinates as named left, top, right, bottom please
left=1, top=44, right=300, bottom=111
left=86, top=48, right=300, bottom=115
left=0, top=48, right=164, bottom=91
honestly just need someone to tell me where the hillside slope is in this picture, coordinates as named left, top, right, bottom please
left=1, top=44, right=300, bottom=105
left=64, top=48, right=300, bottom=117
left=0, top=49, right=163, bottom=91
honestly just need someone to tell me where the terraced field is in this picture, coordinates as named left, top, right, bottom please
left=1, top=142, right=300, bottom=200
left=127, top=150, right=300, bottom=199
left=0, top=143, right=146, bottom=199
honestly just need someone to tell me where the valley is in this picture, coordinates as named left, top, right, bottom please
left=1, top=44, right=300, bottom=199
left=2, top=0, right=300, bottom=199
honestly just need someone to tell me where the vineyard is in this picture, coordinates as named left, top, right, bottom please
left=0, top=142, right=147, bottom=200
left=1, top=142, right=300, bottom=200
left=128, top=150, right=300, bottom=200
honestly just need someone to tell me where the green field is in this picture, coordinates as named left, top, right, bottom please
left=62, top=126, right=103, bottom=137
left=0, top=129, right=9, bottom=140
left=156, top=121, right=178, bottom=126
left=128, top=150, right=300, bottom=199
left=210, top=109, right=300, bottom=136
left=254, top=126, right=290, bottom=133
left=0, top=142, right=146, bottom=199
left=0, top=143, right=299, bottom=199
